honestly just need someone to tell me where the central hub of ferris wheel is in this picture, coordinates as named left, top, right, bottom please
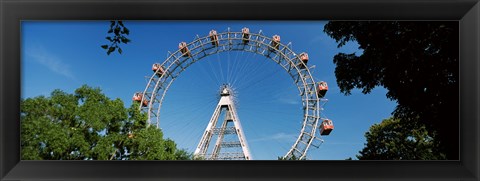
left=193, top=84, right=252, bottom=160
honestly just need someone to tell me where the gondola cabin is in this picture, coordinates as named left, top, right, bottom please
left=298, top=52, right=309, bottom=69
left=317, top=81, right=328, bottom=98
left=242, top=27, right=250, bottom=44
left=178, top=42, right=191, bottom=57
left=132, top=92, right=148, bottom=107
left=128, top=133, right=135, bottom=139
left=320, top=119, right=334, bottom=135
left=209, top=30, right=219, bottom=46
left=270, top=35, right=281, bottom=50
left=152, top=63, right=165, bottom=77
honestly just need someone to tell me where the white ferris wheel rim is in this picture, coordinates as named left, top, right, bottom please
left=138, top=28, right=328, bottom=160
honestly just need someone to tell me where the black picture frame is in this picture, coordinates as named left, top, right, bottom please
left=1, top=0, right=478, bottom=180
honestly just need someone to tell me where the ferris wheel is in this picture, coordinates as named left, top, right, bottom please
left=132, top=27, right=334, bottom=160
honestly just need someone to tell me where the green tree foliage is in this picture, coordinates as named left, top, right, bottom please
left=324, top=21, right=458, bottom=159
left=357, top=117, right=445, bottom=160
left=21, top=85, right=191, bottom=160
left=101, top=21, right=131, bottom=55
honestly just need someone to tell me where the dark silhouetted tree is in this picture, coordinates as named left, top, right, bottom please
left=101, top=21, right=131, bottom=55
left=324, top=21, right=458, bottom=159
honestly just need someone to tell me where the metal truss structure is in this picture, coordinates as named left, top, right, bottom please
left=138, top=28, right=329, bottom=160
left=193, top=85, right=251, bottom=160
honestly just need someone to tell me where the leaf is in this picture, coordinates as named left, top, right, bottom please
left=123, top=27, right=130, bottom=35
left=108, top=29, right=113, bottom=33
left=118, top=48, right=122, bottom=54
left=106, top=37, right=113, bottom=41
left=121, top=37, right=131, bottom=44
left=110, top=21, right=115, bottom=28
left=114, top=27, right=121, bottom=36
left=101, top=45, right=109, bottom=49
left=107, top=47, right=115, bottom=55
left=118, top=21, right=124, bottom=27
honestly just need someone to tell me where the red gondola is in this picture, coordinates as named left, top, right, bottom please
left=209, top=30, right=219, bottom=46
left=298, top=52, right=309, bottom=69
left=242, top=27, right=250, bottom=44
left=178, top=42, right=191, bottom=57
left=152, top=63, right=165, bottom=77
left=320, top=119, right=334, bottom=135
left=270, top=35, right=281, bottom=51
left=132, top=92, right=148, bottom=107
left=317, top=81, right=328, bottom=98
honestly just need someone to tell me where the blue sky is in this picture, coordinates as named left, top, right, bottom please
left=22, top=21, right=397, bottom=160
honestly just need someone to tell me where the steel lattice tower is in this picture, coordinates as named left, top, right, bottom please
left=194, top=85, right=251, bottom=160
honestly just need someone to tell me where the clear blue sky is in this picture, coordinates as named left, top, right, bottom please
left=21, top=21, right=397, bottom=160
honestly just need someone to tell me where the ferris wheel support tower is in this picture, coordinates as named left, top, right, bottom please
left=194, top=85, right=251, bottom=160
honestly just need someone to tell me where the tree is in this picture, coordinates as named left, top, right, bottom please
left=357, top=117, right=445, bottom=160
left=324, top=21, right=458, bottom=159
left=101, top=21, right=131, bottom=55
left=21, top=85, right=190, bottom=160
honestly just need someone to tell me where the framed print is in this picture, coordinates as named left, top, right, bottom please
left=1, top=0, right=479, bottom=180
